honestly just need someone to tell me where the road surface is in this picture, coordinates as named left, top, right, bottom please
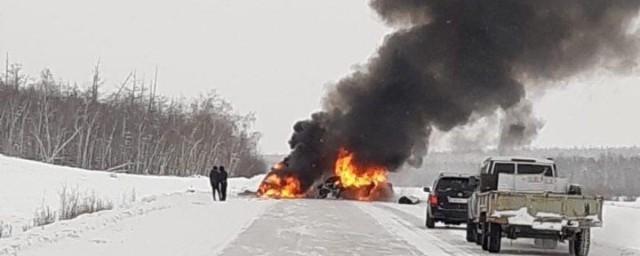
left=6, top=192, right=637, bottom=256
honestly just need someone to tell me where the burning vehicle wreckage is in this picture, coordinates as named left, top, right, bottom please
left=257, top=148, right=394, bottom=201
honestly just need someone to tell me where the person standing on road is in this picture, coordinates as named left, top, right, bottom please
left=209, top=166, right=220, bottom=201
left=219, top=166, right=229, bottom=201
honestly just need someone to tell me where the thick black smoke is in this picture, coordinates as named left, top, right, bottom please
left=270, top=0, right=640, bottom=192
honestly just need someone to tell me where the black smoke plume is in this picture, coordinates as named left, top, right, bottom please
left=268, top=0, right=640, bottom=193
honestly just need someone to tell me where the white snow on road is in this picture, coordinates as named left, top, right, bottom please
left=219, top=199, right=424, bottom=256
left=357, top=202, right=472, bottom=256
left=592, top=203, right=640, bottom=252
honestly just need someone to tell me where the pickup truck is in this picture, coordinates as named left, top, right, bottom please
left=466, top=157, right=603, bottom=256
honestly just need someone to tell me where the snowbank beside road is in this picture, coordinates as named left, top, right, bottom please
left=5, top=193, right=274, bottom=256
left=606, top=199, right=640, bottom=209
left=593, top=203, right=640, bottom=252
left=0, top=154, right=263, bottom=235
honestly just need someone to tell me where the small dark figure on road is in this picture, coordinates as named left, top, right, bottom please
left=219, top=166, right=229, bottom=201
left=209, top=166, right=220, bottom=201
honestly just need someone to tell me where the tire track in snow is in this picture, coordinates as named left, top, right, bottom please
left=356, top=202, right=475, bottom=256
left=220, top=199, right=424, bottom=256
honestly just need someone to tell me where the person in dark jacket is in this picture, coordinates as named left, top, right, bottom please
left=209, top=166, right=220, bottom=201
left=219, top=166, right=229, bottom=201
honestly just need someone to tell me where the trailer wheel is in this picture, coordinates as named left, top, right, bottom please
left=425, top=210, right=435, bottom=229
left=570, top=228, right=591, bottom=256
left=466, top=221, right=476, bottom=242
left=487, top=223, right=502, bottom=253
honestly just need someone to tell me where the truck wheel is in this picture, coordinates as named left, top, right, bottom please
left=475, top=228, right=483, bottom=245
left=425, top=211, right=435, bottom=229
left=487, top=223, right=502, bottom=253
left=481, top=222, right=489, bottom=251
left=570, top=228, right=591, bottom=256
left=475, top=221, right=483, bottom=245
left=466, top=221, right=476, bottom=242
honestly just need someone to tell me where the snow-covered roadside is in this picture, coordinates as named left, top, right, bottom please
left=0, top=192, right=178, bottom=255
left=606, top=199, right=640, bottom=209
left=592, top=203, right=640, bottom=252
left=0, top=154, right=264, bottom=237
left=7, top=193, right=274, bottom=256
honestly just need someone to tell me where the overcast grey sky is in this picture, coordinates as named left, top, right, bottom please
left=2, top=0, right=640, bottom=154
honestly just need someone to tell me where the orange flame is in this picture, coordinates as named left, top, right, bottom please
left=334, top=148, right=389, bottom=201
left=257, top=173, right=303, bottom=199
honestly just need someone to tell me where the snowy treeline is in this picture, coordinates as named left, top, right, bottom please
left=558, top=154, right=640, bottom=198
left=0, top=63, right=266, bottom=177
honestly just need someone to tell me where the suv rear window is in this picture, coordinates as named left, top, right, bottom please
left=436, top=178, right=475, bottom=192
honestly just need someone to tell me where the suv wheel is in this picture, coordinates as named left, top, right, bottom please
left=425, top=210, right=435, bottom=229
left=466, top=221, right=476, bottom=242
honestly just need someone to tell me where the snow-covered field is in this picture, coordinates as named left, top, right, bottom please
left=0, top=154, right=263, bottom=235
left=1, top=154, right=640, bottom=255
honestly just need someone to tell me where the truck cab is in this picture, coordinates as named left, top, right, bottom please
left=478, top=156, right=558, bottom=193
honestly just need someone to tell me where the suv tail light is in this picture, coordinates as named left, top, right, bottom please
left=429, top=194, right=438, bottom=206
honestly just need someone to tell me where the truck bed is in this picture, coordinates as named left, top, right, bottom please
left=477, top=191, right=603, bottom=228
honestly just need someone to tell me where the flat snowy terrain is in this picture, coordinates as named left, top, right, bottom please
left=1, top=154, right=639, bottom=255
left=0, top=154, right=261, bottom=231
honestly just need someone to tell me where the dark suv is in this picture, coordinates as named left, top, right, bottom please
left=425, top=173, right=478, bottom=228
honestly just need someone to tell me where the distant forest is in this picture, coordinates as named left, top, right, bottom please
left=392, top=147, right=640, bottom=198
left=0, top=62, right=266, bottom=177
